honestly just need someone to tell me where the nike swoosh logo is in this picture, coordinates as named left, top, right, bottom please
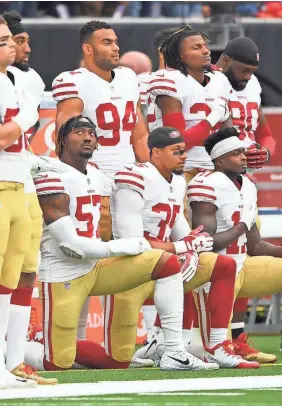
left=56, top=78, right=63, bottom=83
left=194, top=179, right=204, bottom=183
left=144, top=339, right=157, bottom=357
left=124, top=166, right=133, bottom=171
left=168, top=356, right=190, bottom=365
left=156, top=73, right=165, bottom=77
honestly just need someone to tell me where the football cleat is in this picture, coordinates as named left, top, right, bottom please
left=129, top=357, right=155, bottom=368
left=233, top=333, right=277, bottom=364
left=0, top=369, right=37, bottom=389
left=133, top=331, right=164, bottom=364
left=160, top=346, right=219, bottom=371
left=205, top=341, right=260, bottom=369
left=12, top=363, right=58, bottom=385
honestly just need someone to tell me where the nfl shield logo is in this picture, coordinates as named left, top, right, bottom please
left=64, top=282, right=71, bottom=290
left=170, top=186, right=173, bottom=193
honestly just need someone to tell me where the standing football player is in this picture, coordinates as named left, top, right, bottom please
left=33, top=115, right=218, bottom=372
left=215, top=37, right=276, bottom=363
left=2, top=10, right=57, bottom=384
left=53, top=20, right=149, bottom=243
left=0, top=16, right=39, bottom=388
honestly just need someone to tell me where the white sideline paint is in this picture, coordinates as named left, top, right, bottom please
left=0, top=375, right=282, bottom=400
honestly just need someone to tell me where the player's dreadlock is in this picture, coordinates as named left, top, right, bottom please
left=56, top=115, right=97, bottom=158
left=160, top=25, right=211, bottom=77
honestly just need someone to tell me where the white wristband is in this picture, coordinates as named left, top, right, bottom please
left=173, top=241, right=188, bottom=255
left=205, top=110, right=221, bottom=128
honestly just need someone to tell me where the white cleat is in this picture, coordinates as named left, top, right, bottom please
left=129, top=357, right=154, bottom=368
left=0, top=370, right=37, bottom=389
left=205, top=341, right=260, bottom=369
left=160, top=347, right=219, bottom=371
left=133, top=331, right=164, bottom=364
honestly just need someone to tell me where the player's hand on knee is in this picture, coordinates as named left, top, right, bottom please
left=178, top=252, right=199, bottom=282
left=174, top=226, right=214, bottom=254
left=108, top=237, right=151, bottom=257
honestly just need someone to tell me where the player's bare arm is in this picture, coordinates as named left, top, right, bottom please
left=55, top=98, right=84, bottom=135
left=37, top=193, right=70, bottom=225
left=191, top=201, right=246, bottom=251
left=0, top=122, right=22, bottom=150
left=157, top=95, right=183, bottom=117
left=131, top=101, right=150, bottom=162
left=255, top=107, right=276, bottom=154
left=246, top=223, right=282, bottom=257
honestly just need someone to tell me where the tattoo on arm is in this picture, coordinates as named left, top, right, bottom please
left=38, top=193, right=70, bottom=225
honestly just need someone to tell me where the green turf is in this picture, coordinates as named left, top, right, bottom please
left=1, top=336, right=282, bottom=405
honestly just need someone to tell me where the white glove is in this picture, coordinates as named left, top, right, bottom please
left=173, top=226, right=214, bottom=254
left=239, top=204, right=257, bottom=231
left=178, top=252, right=199, bottom=282
left=108, top=237, right=152, bottom=257
left=29, top=155, right=67, bottom=173
left=206, top=97, right=230, bottom=127
left=12, top=85, right=39, bottom=133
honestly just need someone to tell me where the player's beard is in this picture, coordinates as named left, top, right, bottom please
left=224, top=66, right=248, bottom=91
left=172, top=169, right=184, bottom=175
left=79, top=151, right=93, bottom=159
left=13, top=60, right=30, bottom=72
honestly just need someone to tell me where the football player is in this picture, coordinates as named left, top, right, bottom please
left=110, top=126, right=259, bottom=369
left=215, top=37, right=276, bottom=362
left=33, top=115, right=218, bottom=372
left=0, top=16, right=39, bottom=388
left=187, top=127, right=282, bottom=364
left=2, top=10, right=56, bottom=384
left=52, top=20, right=149, bottom=243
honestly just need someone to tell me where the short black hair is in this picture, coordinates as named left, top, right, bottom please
left=79, top=20, right=112, bottom=46
left=160, top=25, right=211, bottom=77
left=3, top=10, right=21, bottom=26
left=204, top=127, right=240, bottom=156
left=154, top=28, right=180, bottom=50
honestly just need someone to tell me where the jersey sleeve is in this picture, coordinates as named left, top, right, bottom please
left=113, top=164, right=146, bottom=197
left=149, top=69, right=184, bottom=103
left=52, top=70, right=83, bottom=103
left=251, top=74, right=262, bottom=96
left=138, top=72, right=151, bottom=105
left=187, top=174, right=218, bottom=205
left=34, top=172, right=69, bottom=196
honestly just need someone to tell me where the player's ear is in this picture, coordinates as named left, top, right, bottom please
left=222, top=54, right=231, bottom=68
left=82, top=43, right=93, bottom=56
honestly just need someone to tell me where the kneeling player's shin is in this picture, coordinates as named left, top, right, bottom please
left=209, top=256, right=236, bottom=328
left=153, top=254, right=184, bottom=352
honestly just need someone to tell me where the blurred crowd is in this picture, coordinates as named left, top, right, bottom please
left=0, top=1, right=282, bottom=19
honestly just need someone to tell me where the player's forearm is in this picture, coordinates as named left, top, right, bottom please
left=0, top=122, right=22, bottom=151
left=133, top=136, right=150, bottom=162
left=248, top=240, right=282, bottom=257
left=212, top=223, right=247, bottom=251
left=255, top=121, right=276, bottom=155
left=149, top=240, right=176, bottom=253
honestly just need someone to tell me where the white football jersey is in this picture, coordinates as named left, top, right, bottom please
left=111, top=162, right=186, bottom=241
left=228, top=75, right=261, bottom=147
left=52, top=67, right=140, bottom=196
left=148, top=69, right=232, bottom=171
left=0, top=68, right=32, bottom=183
left=8, top=66, right=45, bottom=194
left=187, top=170, right=257, bottom=275
left=34, top=163, right=102, bottom=283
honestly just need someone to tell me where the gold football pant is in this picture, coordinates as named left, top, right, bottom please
left=22, top=192, right=43, bottom=274
left=104, top=252, right=219, bottom=362
left=194, top=255, right=282, bottom=345
left=0, top=182, right=31, bottom=289
left=39, top=250, right=163, bottom=368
